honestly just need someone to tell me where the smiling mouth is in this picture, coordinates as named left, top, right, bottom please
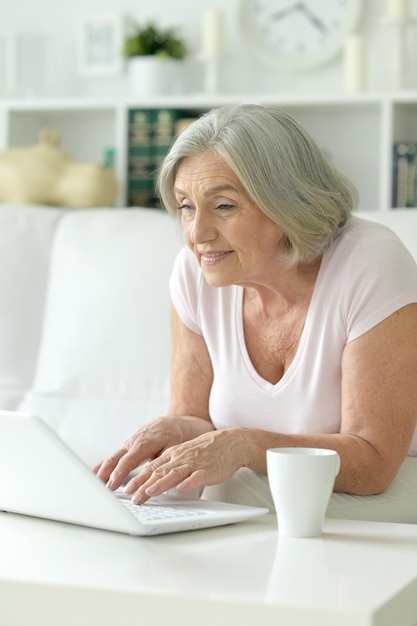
left=199, top=250, right=233, bottom=266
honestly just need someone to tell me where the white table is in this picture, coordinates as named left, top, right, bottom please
left=1, top=511, right=416, bottom=626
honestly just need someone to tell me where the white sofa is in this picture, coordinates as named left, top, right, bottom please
left=1, top=204, right=417, bottom=468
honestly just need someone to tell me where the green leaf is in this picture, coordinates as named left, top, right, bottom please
left=122, top=20, right=188, bottom=59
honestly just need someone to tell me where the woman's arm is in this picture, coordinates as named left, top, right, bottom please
left=337, top=301, right=417, bottom=493
left=167, top=303, right=214, bottom=425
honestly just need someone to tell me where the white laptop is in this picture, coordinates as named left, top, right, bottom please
left=0, top=411, right=268, bottom=535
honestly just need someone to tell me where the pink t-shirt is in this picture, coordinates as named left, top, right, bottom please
left=170, top=216, right=417, bottom=454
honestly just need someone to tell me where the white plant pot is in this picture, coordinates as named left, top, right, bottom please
left=127, top=56, right=183, bottom=97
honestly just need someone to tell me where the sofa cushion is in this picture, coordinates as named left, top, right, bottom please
left=19, top=207, right=183, bottom=465
left=0, top=204, right=64, bottom=409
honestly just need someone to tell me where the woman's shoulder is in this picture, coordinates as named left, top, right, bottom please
left=332, top=214, right=416, bottom=267
left=322, top=214, right=417, bottom=302
left=331, top=215, right=417, bottom=342
left=341, top=214, right=403, bottom=242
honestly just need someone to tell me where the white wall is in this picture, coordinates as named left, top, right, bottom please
left=0, top=0, right=416, bottom=98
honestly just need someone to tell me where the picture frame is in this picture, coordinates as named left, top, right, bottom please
left=79, top=15, right=123, bottom=76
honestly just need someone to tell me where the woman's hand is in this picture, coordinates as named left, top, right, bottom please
left=93, top=415, right=212, bottom=491
left=123, top=427, right=250, bottom=504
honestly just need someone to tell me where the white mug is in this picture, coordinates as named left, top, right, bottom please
left=266, top=447, right=340, bottom=538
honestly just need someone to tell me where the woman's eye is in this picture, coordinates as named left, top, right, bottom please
left=217, top=204, right=234, bottom=211
left=178, top=203, right=194, bottom=211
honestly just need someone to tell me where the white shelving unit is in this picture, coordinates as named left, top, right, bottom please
left=0, top=92, right=416, bottom=211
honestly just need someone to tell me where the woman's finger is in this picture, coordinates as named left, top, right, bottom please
left=128, top=459, right=192, bottom=504
left=93, top=448, right=128, bottom=484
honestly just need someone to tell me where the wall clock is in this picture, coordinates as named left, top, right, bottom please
left=238, top=0, right=362, bottom=71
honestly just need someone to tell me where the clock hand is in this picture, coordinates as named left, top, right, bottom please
left=270, top=3, right=302, bottom=22
left=298, top=3, right=328, bottom=34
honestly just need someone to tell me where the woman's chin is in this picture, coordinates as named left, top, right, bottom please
left=201, top=268, right=233, bottom=288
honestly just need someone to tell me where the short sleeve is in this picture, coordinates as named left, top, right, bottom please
left=169, top=247, right=203, bottom=335
left=344, top=233, right=417, bottom=342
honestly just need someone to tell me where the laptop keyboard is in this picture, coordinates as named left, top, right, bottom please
left=122, top=499, right=207, bottom=523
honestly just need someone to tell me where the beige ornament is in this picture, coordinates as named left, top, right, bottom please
left=0, top=129, right=118, bottom=208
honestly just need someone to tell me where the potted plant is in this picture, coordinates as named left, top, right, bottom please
left=123, top=21, right=188, bottom=60
left=123, top=20, right=189, bottom=96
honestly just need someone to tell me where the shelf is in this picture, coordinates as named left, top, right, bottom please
left=1, top=92, right=417, bottom=210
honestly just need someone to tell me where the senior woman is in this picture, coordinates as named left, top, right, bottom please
left=95, top=105, right=417, bottom=522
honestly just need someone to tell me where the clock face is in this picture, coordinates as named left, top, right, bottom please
left=239, top=0, right=362, bottom=70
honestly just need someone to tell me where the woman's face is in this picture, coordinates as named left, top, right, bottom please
left=174, top=151, right=287, bottom=288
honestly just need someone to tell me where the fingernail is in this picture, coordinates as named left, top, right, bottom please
left=132, top=492, right=145, bottom=505
left=107, top=471, right=118, bottom=488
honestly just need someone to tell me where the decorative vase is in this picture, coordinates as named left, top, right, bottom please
left=127, top=56, right=183, bottom=97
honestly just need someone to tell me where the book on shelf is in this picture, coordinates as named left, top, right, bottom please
left=127, top=108, right=197, bottom=209
left=392, top=141, right=417, bottom=209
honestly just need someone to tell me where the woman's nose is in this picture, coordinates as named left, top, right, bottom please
left=189, top=210, right=217, bottom=244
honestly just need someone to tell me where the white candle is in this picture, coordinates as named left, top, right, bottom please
left=202, top=9, right=224, bottom=56
left=344, top=34, right=367, bottom=93
left=387, top=0, right=410, bottom=19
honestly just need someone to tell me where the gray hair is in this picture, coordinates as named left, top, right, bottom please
left=157, top=104, right=359, bottom=265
